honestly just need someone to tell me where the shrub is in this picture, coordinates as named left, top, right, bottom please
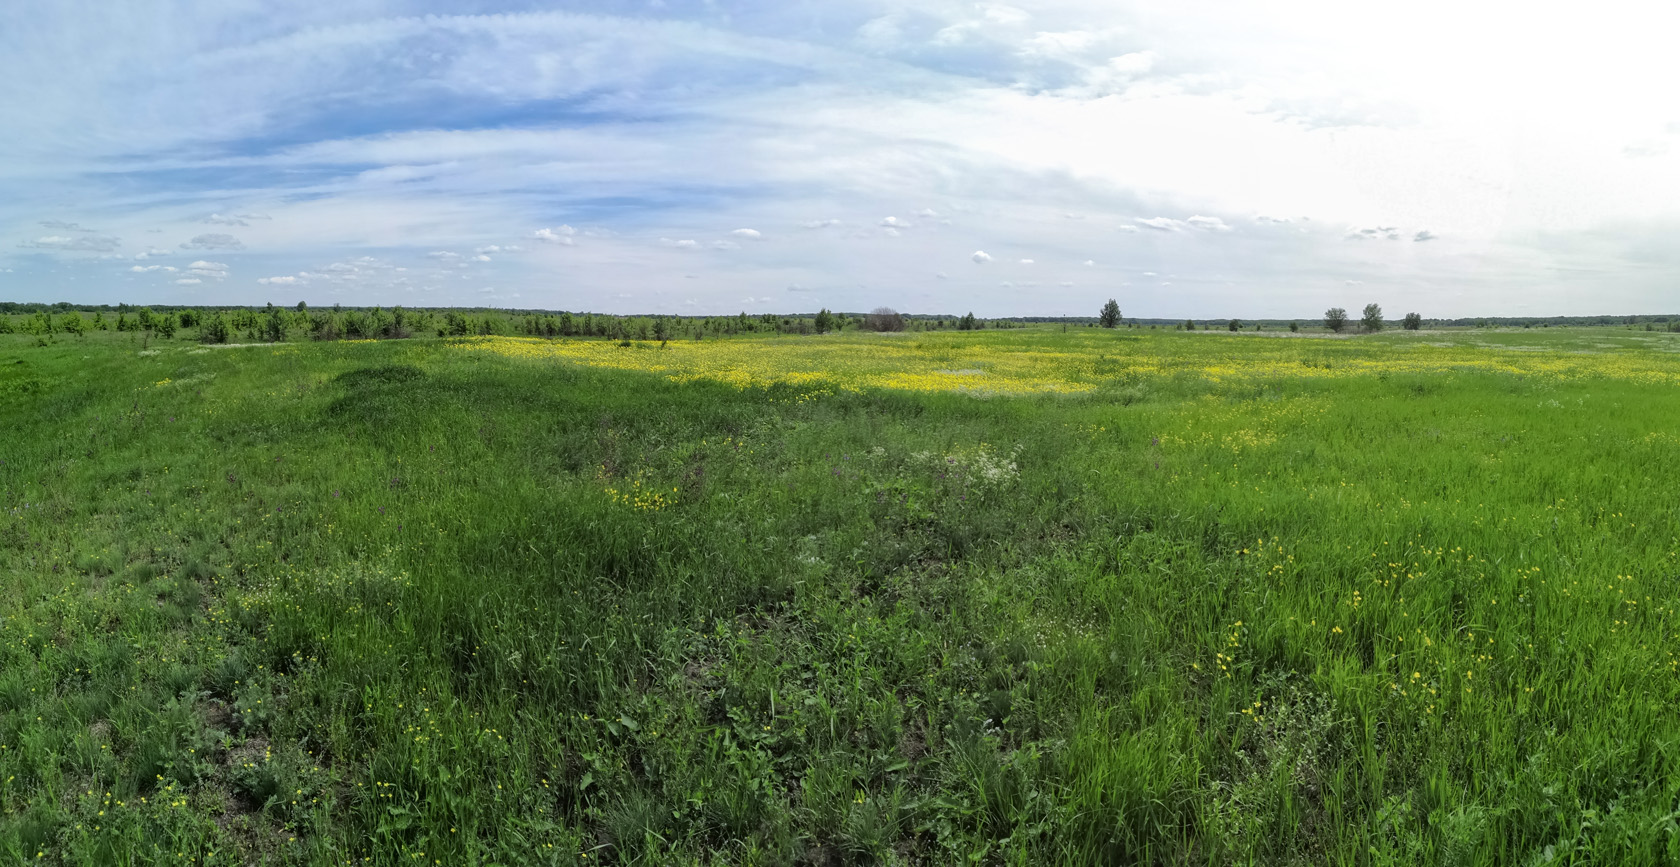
left=1228, top=319, right=1241, bottom=332
left=200, top=313, right=230, bottom=344
left=155, top=314, right=178, bottom=339
left=866, top=307, right=905, bottom=332
left=1402, top=312, right=1422, bottom=331
left=60, top=311, right=87, bottom=336
left=1289, top=321, right=1299, bottom=333
left=262, top=304, right=288, bottom=342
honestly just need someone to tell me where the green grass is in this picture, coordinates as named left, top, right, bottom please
left=3, top=326, right=1680, bottom=865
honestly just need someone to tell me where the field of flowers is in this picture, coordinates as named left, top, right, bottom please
left=2, top=325, right=1680, bottom=864
left=457, top=327, right=1680, bottom=395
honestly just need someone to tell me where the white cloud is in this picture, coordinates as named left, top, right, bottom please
left=1118, top=225, right=1139, bottom=233
left=533, top=226, right=576, bottom=245
left=204, top=213, right=247, bottom=226
left=22, top=234, right=120, bottom=252
left=1256, top=215, right=1293, bottom=223
left=474, top=254, right=491, bottom=262
left=935, top=271, right=948, bottom=279
left=730, top=228, right=763, bottom=239
left=175, top=278, right=202, bottom=285
left=916, top=208, right=938, bottom=218
left=710, top=240, right=740, bottom=250
left=180, top=233, right=243, bottom=250
left=786, top=283, right=812, bottom=292
left=1138, top=218, right=1184, bottom=231
left=662, top=238, right=701, bottom=249
left=1187, top=216, right=1232, bottom=232
left=1347, top=226, right=1402, bottom=241
left=879, top=216, right=904, bottom=228
left=972, top=250, right=992, bottom=263
left=130, top=264, right=177, bottom=273
left=801, top=219, right=840, bottom=229
left=258, top=275, right=301, bottom=285
left=1083, top=259, right=1096, bottom=266
left=38, top=220, right=88, bottom=231
left=1019, top=258, right=1034, bottom=264
left=1059, top=281, right=1074, bottom=287
left=1414, top=229, right=1438, bottom=242
left=475, top=245, right=501, bottom=253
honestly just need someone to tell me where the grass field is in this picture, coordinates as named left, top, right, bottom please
left=4, top=325, right=1680, bottom=865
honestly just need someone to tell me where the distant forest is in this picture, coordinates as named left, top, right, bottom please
left=1, top=300, right=1679, bottom=341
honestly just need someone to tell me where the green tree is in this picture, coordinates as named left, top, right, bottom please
left=60, top=311, right=87, bottom=337
left=262, top=303, right=288, bottom=342
left=1227, top=319, right=1241, bottom=332
left=1402, top=312, right=1423, bottom=330
left=1289, top=321, right=1299, bottom=333
left=1362, top=303, right=1384, bottom=332
left=200, top=313, right=230, bottom=344
left=814, top=308, right=836, bottom=334
left=155, top=314, right=178, bottom=339
left=1324, top=308, right=1348, bottom=333
left=1099, top=299, right=1121, bottom=328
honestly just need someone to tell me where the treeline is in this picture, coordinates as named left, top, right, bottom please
left=0, top=304, right=1032, bottom=344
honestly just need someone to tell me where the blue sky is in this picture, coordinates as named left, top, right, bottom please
left=6, top=0, right=1680, bottom=317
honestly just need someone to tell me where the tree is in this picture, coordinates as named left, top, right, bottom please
left=1228, top=319, right=1241, bottom=332
left=813, top=308, right=836, bottom=334
left=200, top=313, right=230, bottom=344
left=1324, top=308, right=1348, bottom=333
left=1402, top=312, right=1423, bottom=330
left=60, top=311, right=87, bottom=337
left=155, top=314, right=178, bottom=339
left=262, top=303, right=288, bottom=342
left=958, top=312, right=977, bottom=331
left=1362, top=303, right=1384, bottom=332
left=1099, top=299, right=1121, bottom=328
left=1289, top=321, right=1299, bottom=333
left=865, top=307, right=905, bottom=332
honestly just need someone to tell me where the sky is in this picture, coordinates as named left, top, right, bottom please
left=5, top=1, right=1680, bottom=318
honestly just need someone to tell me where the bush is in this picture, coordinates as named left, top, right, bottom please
left=1289, top=321, right=1299, bottom=333
left=155, top=314, right=178, bottom=339
left=200, top=314, right=230, bottom=344
left=1323, top=308, right=1347, bottom=333
left=1228, top=319, right=1241, bottom=332
left=261, top=304, right=288, bottom=342
left=1402, top=312, right=1422, bottom=331
left=865, top=307, right=905, bottom=332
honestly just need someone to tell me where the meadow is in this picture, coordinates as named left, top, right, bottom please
left=3, top=323, right=1680, bottom=865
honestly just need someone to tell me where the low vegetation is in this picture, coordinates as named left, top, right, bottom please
left=3, top=322, right=1680, bottom=863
